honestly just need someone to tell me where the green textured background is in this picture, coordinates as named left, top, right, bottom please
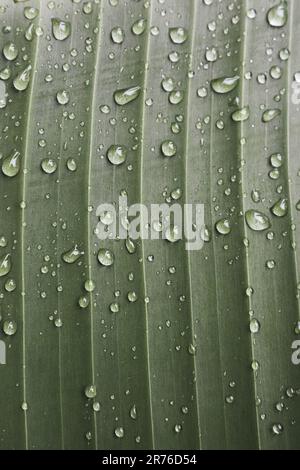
left=0, top=0, right=300, bottom=450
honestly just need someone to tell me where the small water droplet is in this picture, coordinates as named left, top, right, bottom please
left=215, top=218, right=231, bottom=235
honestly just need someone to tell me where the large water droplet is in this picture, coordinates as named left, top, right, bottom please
left=56, top=90, right=69, bottom=105
left=267, top=1, right=288, bottom=28
left=84, top=384, right=97, bottom=399
left=107, top=144, right=127, bottom=165
left=98, top=248, right=114, bottom=266
left=13, top=65, right=32, bottom=91
left=245, top=210, right=271, bottom=231
left=169, top=27, right=187, bottom=44
left=3, top=42, right=18, bottom=61
left=62, top=245, right=84, bottom=264
left=0, top=254, right=12, bottom=277
left=52, top=18, right=71, bottom=41
left=41, top=158, right=57, bottom=174
left=114, top=85, right=141, bottom=106
left=3, top=320, right=17, bottom=336
left=114, top=427, right=124, bottom=438
left=262, top=109, right=281, bottom=122
left=215, top=218, right=231, bottom=235
left=231, top=106, right=250, bottom=122
left=211, top=76, right=239, bottom=94
left=111, top=26, right=124, bottom=44
left=2, top=150, right=21, bottom=177
left=271, top=198, right=288, bottom=217
left=161, top=140, right=177, bottom=157
left=132, top=18, right=146, bottom=36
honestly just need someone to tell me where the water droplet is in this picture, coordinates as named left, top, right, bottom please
left=165, top=225, right=180, bottom=243
left=111, top=26, right=124, bottom=44
left=0, top=254, right=11, bottom=277
left=245, top=210, right=271, bottom=231
left=24, top=6, right=39, bottom=20
left=114, top=85, right=141, bottom=106
left=272, top=423, right=284, bottom=435
left=231, top=106, right=250, bottom=122
left=271, top=198, right=288, bottom=217
left=114, top=427, right=124, bottom=438
left=107, top=144, right=127, bottom=165
left=3, top=319, right=17, bottom=336
left=161, top=140, right=177, bottom=157
left=130, top=405, right=137, bottom=420
left=13, top=65, right=32, bottom=91
left=109, top=302, right=120, bottom=313
left=2, top=150, right=21, bottom=177
left=3, top=42, right=18, bottom=61
left=56, top=90, right=70, bottom=105
left=62, top=245, right=83, bottom=264
left=127, top=291, right=138, bottom=303
left=161, top=77, right=175, bottom=92
left=267, top=1, right=288, bottom=28
left=215, top=218, right=231, bottom=235
left=85, top=384, right=97, bottom=399
left=132, top=18, right=146, bottom=36
left=211, top=76, right=239, bottom=94
left=98, top=248, right=114, bottom=266
left=125, top=238, right=136, bottom=254
left=52, top=18, right=71, bottom=41
left=262, top=109, right=281, bottom=123
left=84, top=279, right=95, bottom=292
left=169, top=27, right=187, bottom=44
left=169, top=90, right=184, bottom=104
left=270, top=153, right=284, bottom=168
left=66, top=158, right=77, bottom=172
left=78, top=296, right=89, bottom=309
left=249, top=318, right=260, bottom=334
left=41, top=158, right=57, bottom=174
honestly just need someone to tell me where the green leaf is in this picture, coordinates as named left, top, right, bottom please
left=0, top=0, right=299, bottom=450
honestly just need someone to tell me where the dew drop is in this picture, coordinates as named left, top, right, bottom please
left=85, top=384, right=97, bottom=399
left=114, top=85, right=141, bottom=106
left=161, top=140, right=177, bottom=157
left=62, top=245, right=83, bottom=264
left=0, top=254, right=11, bottom=277
left=215, top=218, right=231, bottom=235
left=245, top=210, right=271, bottom=231
left=107, top=144, right=127, bottom=165
left=271, top=198, right=288, bottom=217
left=169, top=27, right=187, bottom=44
left=262, top=109, right=281, bottom=123
left=41, top=158, right=57, bottom=174
left=231, top=106, right=250, bottom=122
left=2, top=150, right=21, bottom=177
left=3, top=42, right=18, bottom=61
left=97, top=248, right=114, bottom=266
left=13, top=65, right=32, bottom=91
left=3, top=320, right=17, bottom=336
left=52, top=18, right=71, bottom=41
left=267, top=1, right=288, bottom=28
left=211, top=75, right=239, bottom=94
